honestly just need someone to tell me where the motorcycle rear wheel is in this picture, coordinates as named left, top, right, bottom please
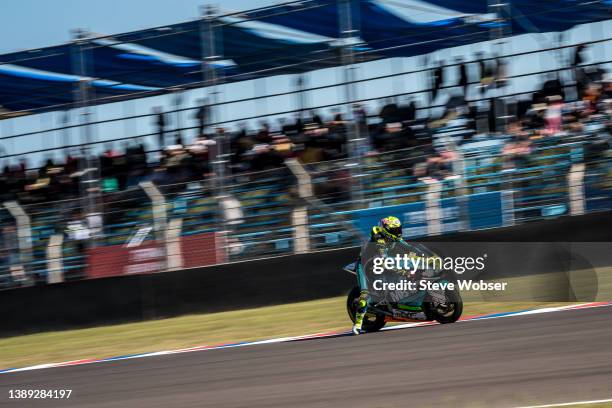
left=423, top=287, right=463, bottom=324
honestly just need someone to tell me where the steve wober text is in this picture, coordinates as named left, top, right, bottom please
left=373, top=279, right=508, bottom=291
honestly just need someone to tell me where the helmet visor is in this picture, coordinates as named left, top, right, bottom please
left=386, top=226, right=402, bottom=238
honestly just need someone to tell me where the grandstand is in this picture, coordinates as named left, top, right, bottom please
left=0, top=0, right=611, bottom=289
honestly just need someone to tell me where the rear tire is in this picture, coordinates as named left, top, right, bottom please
left=346, top=286, right=386, bottom=332
left=423, top=286, right=463, bottom=324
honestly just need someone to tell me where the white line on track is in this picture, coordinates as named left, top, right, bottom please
left=514, top=398, right=612, bottom=408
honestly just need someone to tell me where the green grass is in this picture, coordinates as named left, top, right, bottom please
left=0, top=298, right=576, bottom=370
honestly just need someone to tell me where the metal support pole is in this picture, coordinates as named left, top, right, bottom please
left=60, top=111, right=71, bottom=155
left=291, top=208, right=310, bottom=254
left=568, top=163, right=586, bottom=216
left=488, top=0, right=511, bottom=132
left=424, top=181, right=442, bottom=236
left=254, top=78, right=268, bottom=117
left=217, top=194, right=242, bottom=260
left=285, top=158, right=312, bottom=254
left=391, top=58, right=404, bottom=97
left=501, top=189, right=515, bottom=227
left=338, top=0, right=364, bottom=204
left=139, top=181, right=169, bottom=272
left=286, top=158, right=313, bottom=199
left=46, top=233, right=64, bottom=283
left=201, top=4, right=227, bottom=194
left=173, top=88, right=183, bottom=144
left=447, top=138, right=470, bottom=231
left=4, top=201, right=33, bottom=284
left=166, top=218, right=183, bottom=271
left=72, top=29, right=101, bottom=244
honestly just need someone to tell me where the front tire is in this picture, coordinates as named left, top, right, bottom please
left=346, top=287, right=386, bottom=332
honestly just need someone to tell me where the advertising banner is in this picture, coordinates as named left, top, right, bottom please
left=466, top=191, right=508, bottom=230
left=440, top=197, right=463, bottom=234
left=86, top=240, right=163, bottom=279
left=350, top=191, right=511, bottom=239
left=86, top=232, right=221, bottom=279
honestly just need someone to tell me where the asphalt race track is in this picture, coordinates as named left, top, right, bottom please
left=1, top=306, right=611, bottom=408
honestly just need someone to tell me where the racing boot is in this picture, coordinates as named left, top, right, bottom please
left=352, top=315, right=364, bottom=335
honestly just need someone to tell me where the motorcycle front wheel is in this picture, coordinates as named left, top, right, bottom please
left=346, top=286, right=386, bottom=332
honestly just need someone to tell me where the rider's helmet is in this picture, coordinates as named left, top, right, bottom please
left=379, top=216, right=402, bottom=241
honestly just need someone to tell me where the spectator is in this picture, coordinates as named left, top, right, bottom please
left=249, top=144, right=285, bottom=172
left=309, top=110, right=323, bottom=127
left=186, top=137, right=213, bottom=180
left=544, top=96, right=564, bottom=135
left=379, top=99, right=401, bottom=123
left=432, top=60, right=444, bottom=102
left=524, top=103, right=547, bottom=131
left=255, top=121, right=272, bottom=144
left=195, top=98, right=210, bottom=137
left=476, top=52, right=494, bottom=96
left=573, top=44, right=587, bottom=67
left=502, top=127, right=532, bottom=169
left=125, top=140, right=148, bottom=188
left=539, top=75, right=566, bottom=102
left=572, top=44, right=589, bottom=99
left=153, top=107, right=166, bottom=150
left=299, top=124, right=328, bottom=164
left=5, top=68, right=612, bottom=205
left=230, top=125, right=255, bottom=171
left=415, top=149, right=457, bottom=182
left=495, top=56, right=508, bottom=90
left=457, top=57, right=468, bottom=96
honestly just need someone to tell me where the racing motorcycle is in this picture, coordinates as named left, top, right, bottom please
left=344, top=242, right=463, bottom=333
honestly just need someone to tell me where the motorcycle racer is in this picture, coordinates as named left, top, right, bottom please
left=353, top=216, right=404, bottom=335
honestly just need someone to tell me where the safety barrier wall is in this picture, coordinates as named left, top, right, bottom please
left=1, top=211, right=610, bottom=336
left=0, top=247, right=358, bottom=336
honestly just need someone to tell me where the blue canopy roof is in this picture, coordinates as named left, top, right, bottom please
left=422, top=0, right=612, bottom=33
left=0, top=41, right=213, bottom=89
left=113, top=19, right=339, bottom=80
left=249, top=0, right=492, bottom=57
left=353, top=1, right=491, bottom=57
left=0, top=0, right=609, bottom=114
left=0, top=64, right=159, bottom=111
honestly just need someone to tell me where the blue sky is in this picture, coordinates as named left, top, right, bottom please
left=0, top=0, right=463, bottom=53
left=0, top=0, right=280, bottom=53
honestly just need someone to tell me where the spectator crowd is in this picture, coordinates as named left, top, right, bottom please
left=0, top=45, right=610, bottom=206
